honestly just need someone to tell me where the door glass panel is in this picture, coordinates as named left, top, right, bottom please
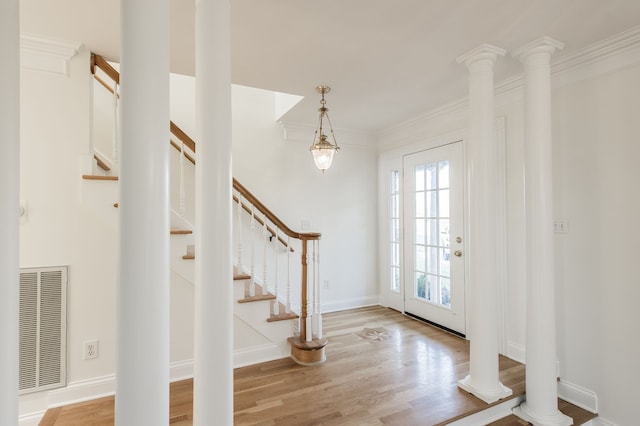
left=415, top=192, right=425, bottom=217
left=439, top=189, right=450, bottom=217
left=415, top=166, right=425, bottom=191
left=426, top=219, right=438, bottom=245
left=415, top=219, right=425, bottom=244
left=416, top=245, right=426, bottom=272
left=416, top=272, right=426, bottom=299
left=390, top=170, right=401, bottom=293
left=439, top=160, right=450, bottom=188
left=426, top=164, right=437, bottom=190
left=426, top=246, right=438, bottom=274
left=440, top=277, right=451, bottom=307
left=426, top=190, right=437, bottom=217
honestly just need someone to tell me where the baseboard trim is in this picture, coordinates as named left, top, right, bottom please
left=322, top=295, right=379, bottom=313
left=592, top=418, right=619, bottom=426
left=234, top=343, right=288, bottom=368
left=19, top=343, right=286, bottom=425
left=507, top=341, right=526, bottom=364
left=557, top=379, right=598, bottom=414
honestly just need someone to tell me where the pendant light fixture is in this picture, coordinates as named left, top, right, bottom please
left=310, top=85, right=339, bottom=172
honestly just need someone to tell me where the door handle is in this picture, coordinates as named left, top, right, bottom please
left=454, top=250, right=462, bottom=257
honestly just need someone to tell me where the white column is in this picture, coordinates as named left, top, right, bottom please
left=193, top=0, right=234, bottom=425
left=456, top=44, right=512, bottom=404
left=116, top=1, right=171, bottom=424
left=512, top=37, right=572, bottom=426
left=0, top=1, right=20, bottom=424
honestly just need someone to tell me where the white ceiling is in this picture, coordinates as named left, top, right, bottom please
left=19, top=0, right=640, bottom=133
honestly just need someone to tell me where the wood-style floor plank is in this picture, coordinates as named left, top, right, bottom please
left=38, top=306, right=593, bottom=425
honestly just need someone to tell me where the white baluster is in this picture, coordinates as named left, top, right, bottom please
left=236, top=195, right=243, bottom=274
left=112, top=80, right=119, bottom=169
left=88, top=72, right=95, bottom=174
left=305, top=242, right=312, bottom=343
left=262, top=216, right=268, bottom=296
left=316, top=240, right=323, bottom=339
left=311, top=240, right=317, bottom=338
left=179, top=141, right=186, bottom=219
left=273, top=227, right=279, bottom=316
left=286, top=236, right=291, bottom=313
left=249, top=206, right=256, bottom=297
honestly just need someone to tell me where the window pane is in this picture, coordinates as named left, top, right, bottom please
left=415, top=219, right=425, bottom=245
left=426, top=219, right=438, bottom=246
left=392, top=267, right=400, bottom=292
left=426, top=274, right=437, bottom=301
left=440, top=277, right=451, bottom=307
left=416, top=245, right=425, bottom=272
left=391, top=218, right=400, bottom=242
left=415, top=192, right=425, bottom=218
left=416, top=272, right=426, bottom=299
left=426, top=163, right=437, bottom=190
left=426, top=190, right=437, bottom=218
left=415, top=166, right=425, bottom=191
left=392, top=242, right=399, bottom=266
left=391, top=170, right=399, bottom=194
left=439, top=189, right=450, bottom=217
left=426, top=246, right=438, bottom=275
left=439, top=219, right=450, bottom=248
left=439, top=161, right=450, bottom=188
left=391, top=194, right=399, bottom=218
left=440, top=247, right=450, bottom=278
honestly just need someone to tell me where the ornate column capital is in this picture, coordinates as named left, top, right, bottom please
left=456, top=43, right=507, bottom=69
left=512, top=36, right=564, bottom=63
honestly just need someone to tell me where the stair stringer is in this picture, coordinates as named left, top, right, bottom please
left=169, top=239, right=297, bottom=367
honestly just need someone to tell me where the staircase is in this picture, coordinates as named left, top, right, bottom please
left=85, top=53, right=327, bottom=366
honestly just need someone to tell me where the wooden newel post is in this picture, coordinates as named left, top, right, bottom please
left=288, top=235, right=327, bottom=365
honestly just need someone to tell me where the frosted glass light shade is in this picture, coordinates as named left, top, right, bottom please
left=310, top=134, right=338, bottom=172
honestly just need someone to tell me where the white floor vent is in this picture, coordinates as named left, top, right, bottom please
left=19, top=266, right=67, bottom=394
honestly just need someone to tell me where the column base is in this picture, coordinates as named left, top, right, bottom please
left=513, top=402, right=573, bottom=426
left=458, top=375, right=513, bottom=404
left=288, top=336, right=328, bottom=366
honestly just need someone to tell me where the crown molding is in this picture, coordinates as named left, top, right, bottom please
left=553, top=25, right=640, bottom=75
left=279, top=120, right=375, bottom=148
left=20, top=34, right=82, bottom=75
left=379, top=25, right=640, bottom=150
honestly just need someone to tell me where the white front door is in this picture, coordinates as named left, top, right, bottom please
left=403, top=142, right=466, bottom=336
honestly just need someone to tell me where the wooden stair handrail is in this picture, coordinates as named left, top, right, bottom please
left=91, top=52, right=320, bottom=244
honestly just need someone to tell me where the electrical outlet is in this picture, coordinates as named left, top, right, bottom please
left=84, top=340, right=99, bottom=360
left=323, top=280, right=330, bottom=290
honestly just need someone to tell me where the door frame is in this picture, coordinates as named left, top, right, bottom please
left=378, top=121, right=508, bottom=351
left=378, top=130, right=469, bottom=328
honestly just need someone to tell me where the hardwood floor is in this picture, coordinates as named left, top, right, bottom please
left=39, top=306, right=593, bottom=425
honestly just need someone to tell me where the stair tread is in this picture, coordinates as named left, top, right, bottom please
left=170, top=229, right=193, bottom=235
left=82, top=174, right=119, bottom=181
left=94, top=154, right=111, bottom=171
left=182, top=254, right=195, bottom=260
left=234, top=273, right=251, bottom=281
left=267, top=312, right=299, bottom=322
left=238, top=294, right=276, bottom=303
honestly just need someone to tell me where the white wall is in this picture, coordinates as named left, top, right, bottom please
left=19, top=48, right=119, bottom=418
left=377, top=44, right=640, bottom=425
left=170, top=79, right=380, bottom=311
left=551, top=62, right=640, bottom=426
